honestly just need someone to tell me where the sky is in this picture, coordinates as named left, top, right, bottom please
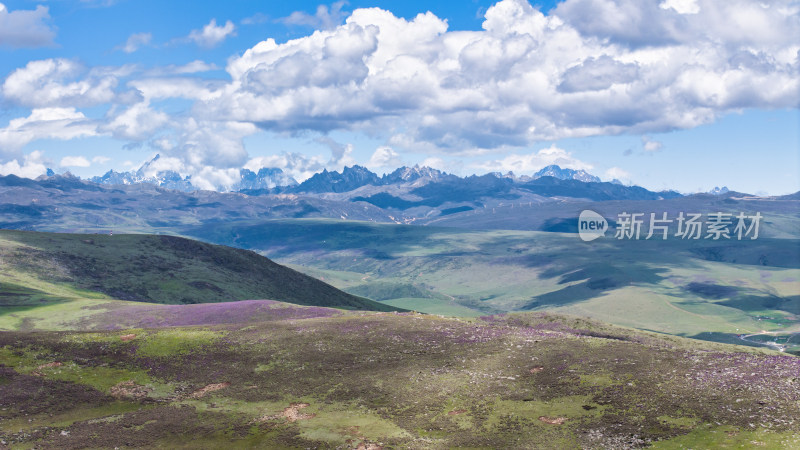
left=0, top=0, right=798, bottom=195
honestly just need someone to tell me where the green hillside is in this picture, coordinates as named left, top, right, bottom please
left=1, top=310, right=798, bottom=448
left=184, top=218, right=800, bottom=350
left=0, top=229, right=401, bottom=312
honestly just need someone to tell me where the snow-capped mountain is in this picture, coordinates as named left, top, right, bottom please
left=238, top=168, right=298, bottom=190
left=292, top=165, right=381, bottom=193
left=532, top=165, right=601, bottom=183
left=708, top=186, right=730, bottom=195
left=382, top=165, right=447, bottom=184
left=90, top=155, right=297, bottom=192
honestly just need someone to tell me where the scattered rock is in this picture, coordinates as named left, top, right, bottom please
left=529, top=366, right=544, bottom=373
left=447, top=409, right=468, bottom=415
left=356, top=443, right=383, bottom=450
left=539, top=416, right=567, bottom=425
left=189, top=382, right=230, bottom=399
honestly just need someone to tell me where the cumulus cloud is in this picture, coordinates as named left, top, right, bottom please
left=558, top=55, right=640, bottom=92
left=118, top=32, right=151, bottom=53
left=315, top=136, right=356, bottom=169
left=2, top=59, right=120, bottom=108
left=143, top=120, right=257, bottom=185
left=659, top=0, right=700, bottom=15
left=281, top=1, right=349, bottom=30
left=92, top=155, right=111, bottom=164
left=473, top=145, right=593, bottom=175
left=101, top=101, right=169, bottom=141
left=245, top=152, right=326, bottom=182
left=188, top=19, right=235, bottom=48
left=0, top=3, right=56, bottom=48
left=367, top=146, right=403, bottom=172
left=0, top=150, right=48, bottom=178
left=60, top=155, right=91, bottom=167
left=2, top=0, right=799, bottom=188
left=202, top=0, right=799, bottom=154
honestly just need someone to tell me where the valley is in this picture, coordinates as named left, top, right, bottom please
left=1, top=170, right=798, bottom=448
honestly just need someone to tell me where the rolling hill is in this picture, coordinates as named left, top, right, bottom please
left=0, top=229, right=401, bottom=313
left=183, top=218, right=800, bottom=353
left=1, top=310, right=798, bottom=448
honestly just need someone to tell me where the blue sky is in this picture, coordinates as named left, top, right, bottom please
left=0, top=0, right=797, bottom=194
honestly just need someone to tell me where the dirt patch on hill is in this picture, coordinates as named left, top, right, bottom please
left=539, top=416, right=567, bottom=425
left=37, top=361, right=63, bottom=370
left=189, top=382, right=230, bottom=399
left=110, top=380, right=150, bottom=400
left=256, top=402, right=316, bottom=423
left=120, top=334, right=137, bottom=342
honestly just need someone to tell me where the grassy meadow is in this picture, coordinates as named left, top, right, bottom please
left=184, top=219, right=800, bottom=351
left=2, top=307, right=799, bottom=448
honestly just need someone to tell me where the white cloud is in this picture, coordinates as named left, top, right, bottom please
left=146, top=119, right=256, bottom=178
left=281, top=1, right=348, bottom=30
left=137, top=154, right=184, bottom=178
left=92, top=156, right=111, bottom=164
left=101, top=101, right=169, bottom=141
left=188, top=19, right=235, bottom=48
left=0, top=3, right=55, bottom=48
left=165, top=60, right=218, bottom=75
left=241, top=13, right=269, bottom=25
left=642, top=136, right=663, bottom=152
left=2, top=0, right=799, bottom=182
left=659, top=0, right=700, bottom=14
left=0, top=108, right=97, bottom=155
left=420, top=157, right=447, bottom=170
left=129, top=77, right=224, bottom=101
left=245, top=152, right=326, bottom=182
left=367, top=146, right=403, bottom=172
left=0, top=150, right=48, bottom=178
left=2, top=59, right=119, bottom=108
left=472, top=145, right=593, bottom=175
left=315, top=136, right=357, bottom=169
left=60, top=155, right=91, bottom=167
left=203, top=0, right=798, bottom=154
left=604, top=166, right=632, bottom=182
left=118, top=32, right=151, bottom=53
left=191, top=166, right=242, bottom=191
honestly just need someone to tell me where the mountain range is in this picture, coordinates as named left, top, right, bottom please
left=90, top=154, right=299, bottom=192
left=83, top=156, right=612, bottom=194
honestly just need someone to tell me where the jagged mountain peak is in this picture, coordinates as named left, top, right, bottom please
left=383, top=165, right=446, bottom=183
left=292, top=165, right=380, bottom=193
left=533, top=165, right=601, bottom=183
left=709, top=186, right=729, bottom=195
left=90, top=155, right=297, bottom=192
